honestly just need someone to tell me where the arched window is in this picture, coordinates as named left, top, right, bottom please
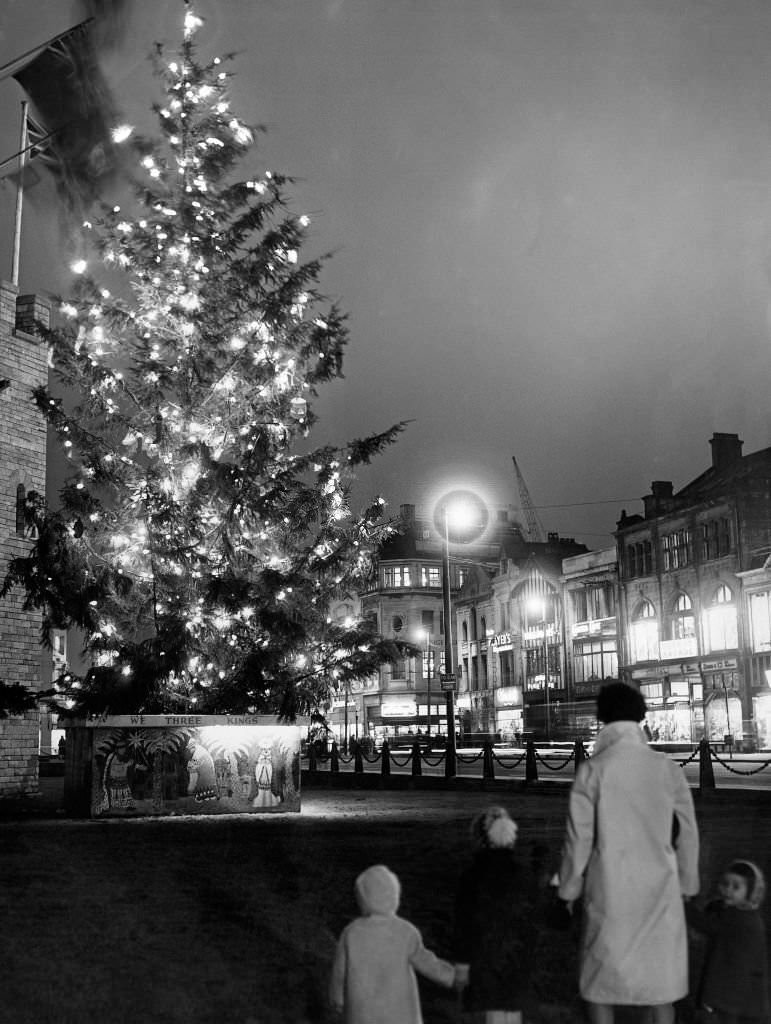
left=480, top=615, right=487, bottom=638
left=703, top=584, right=738, bottom=652
left=462, top=620, right=469, bottom=643
left=671, top=593, right=695, bottom=640
left=630, top=600, right=659, bottom=662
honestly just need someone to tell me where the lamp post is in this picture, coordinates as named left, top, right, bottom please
left=434, top=489, right=489, bottom=778
left=441, top=504, right=457, bottom=777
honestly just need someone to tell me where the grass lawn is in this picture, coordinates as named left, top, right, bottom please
left=1, top=785, right=770, bottom=1024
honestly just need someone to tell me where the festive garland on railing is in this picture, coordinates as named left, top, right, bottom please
left=491, top=751, right=527, bottom=769
left=338, top=753, right=354, bottom=765
left=534, top=750, right=575, bottom=771
left=362, top=751, right=382, bottom=764
left=421, top=754, right=447, bottom=768
left=456, top=751, right=485, bottom=764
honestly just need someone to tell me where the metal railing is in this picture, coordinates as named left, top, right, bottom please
left=305, top=736, right=771, bottom=791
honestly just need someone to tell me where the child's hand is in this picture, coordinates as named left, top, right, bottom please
left=454, top=963, right=470, bottom=990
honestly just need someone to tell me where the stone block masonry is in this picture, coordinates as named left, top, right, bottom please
left=0, top=280, right=51, bottom=798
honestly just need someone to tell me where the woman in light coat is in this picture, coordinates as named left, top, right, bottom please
left=558, top=682, right=700, bottom=1024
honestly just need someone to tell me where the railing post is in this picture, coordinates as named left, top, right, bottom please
left=380, top=739, right=391, bottom=777
left=308, top=743, right=317, bottom=772
left=525, top=737, right=538, bottom=783
left=482, top=740, right=495, bottom=781
left=411, top=741, right=422, bottom=777
left=330, top=740, right=339, bottom=773
left=573, top=737, right=587, bottom=774
left=354, top=742, right=364, bottom=774
left=698, top=737, right=715, bottom=792
left=444, top=739, right=456, bottom=779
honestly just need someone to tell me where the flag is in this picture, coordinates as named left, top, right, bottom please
left=0, top=19, right=121, bottom=210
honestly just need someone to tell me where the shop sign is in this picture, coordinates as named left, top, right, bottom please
left=660, top=638, right=698, bottom=660
left=702, top=658, right=737, bottom=672
left=494, top=686, right=522, bottom=707
left=573, top=680, right=603, bottom=697
left=492, top=631, right=512, bottom=650
left=381, top=701, right=417, bottom=717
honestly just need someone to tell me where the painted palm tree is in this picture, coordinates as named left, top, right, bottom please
left=143, top=728, right=193, bottom=812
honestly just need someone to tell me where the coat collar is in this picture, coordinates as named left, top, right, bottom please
left=592, top=719, right=646, bottom=757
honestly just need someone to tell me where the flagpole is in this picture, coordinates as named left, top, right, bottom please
left=11, top=100, right=28, bottom=287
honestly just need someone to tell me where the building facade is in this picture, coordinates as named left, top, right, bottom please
left=454, top=533, right=588, bottom=741
left=357, top=502, right=525, bottom=745
left=0, top=282, right=52, bottom=797
left=615, top=433, right=771, bottom=746
left=561, top=546, right=618, bottom=737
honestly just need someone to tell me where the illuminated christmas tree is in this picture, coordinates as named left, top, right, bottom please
left=2, top=6, right=406, bottom=718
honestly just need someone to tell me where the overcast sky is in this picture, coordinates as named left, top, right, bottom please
left=1, top=0, right=771, bottom=547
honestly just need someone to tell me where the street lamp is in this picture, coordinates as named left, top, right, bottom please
left=435, top=490, right=489, bottom=778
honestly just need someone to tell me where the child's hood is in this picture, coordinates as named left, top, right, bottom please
left=732, top=860, right=766, bottom=910
left=355, top=864, right=401, bottom=915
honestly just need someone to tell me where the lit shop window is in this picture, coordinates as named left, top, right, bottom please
left=671, top=593, right=696, bottom=640
left=749, top=591, right=771, bottom=653
left=702, top=584, right=738, bottom=652
left=629, top=600, right=659, bottom=662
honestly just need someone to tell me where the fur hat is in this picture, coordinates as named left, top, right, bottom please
left=471, top=806, right=519, bottom=850
left=355, top=864, right=401, bottom=916
left=726, top=859, right=766, bottom=910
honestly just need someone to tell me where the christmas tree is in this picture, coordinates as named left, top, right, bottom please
left=2, top=5, right=407, bottom=719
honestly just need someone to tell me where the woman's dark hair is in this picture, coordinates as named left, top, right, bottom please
left=596, top=681, right=647, bottom=723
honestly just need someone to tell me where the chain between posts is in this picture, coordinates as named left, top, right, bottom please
left=491, top=751, right=527, bottom=769
left=389, top=753, right=412, bottom=768
left=534, top=750, right=575, bottom=771
left=709, top=748, right=771, bottom=775
left=677, top=748, right=700, bottom=767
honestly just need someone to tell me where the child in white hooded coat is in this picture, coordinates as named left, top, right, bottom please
left=329, top=864, right=458, bottom=1024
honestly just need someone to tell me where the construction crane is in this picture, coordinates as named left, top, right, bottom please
left=512, top=455, right=547, bottom=543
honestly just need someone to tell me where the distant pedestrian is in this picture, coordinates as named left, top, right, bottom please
left=329, top=864, right=461, bottom=1024
left=558, top=681, right=700, bottom=1024
left=686, top=859, right=770, bottom=1023
left=453, top=806, right=541, bottom=1024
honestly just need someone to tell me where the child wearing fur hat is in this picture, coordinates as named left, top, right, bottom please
left=329, top=864, right=461, bottom=1024
left=686, top=859, right=770, bottom=1023
left=453, top=806, right=540, bottom=1024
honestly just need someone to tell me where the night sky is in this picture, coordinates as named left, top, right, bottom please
left=1, top=0, right=771, bottom=547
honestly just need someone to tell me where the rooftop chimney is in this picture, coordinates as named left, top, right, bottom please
left=709, top=432, right=743, bottom=470
left=644, top=480, right=674, bottom=518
